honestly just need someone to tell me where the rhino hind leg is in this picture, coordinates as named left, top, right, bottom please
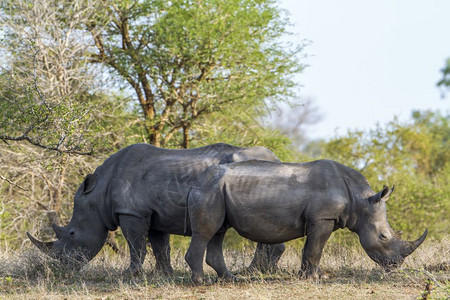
left=120, top=214, right=151, bottom=274
left=186, top=177, right=226, bottom=284
left=148, top=231, right=174, bottom=275
left=185, top=234, right=210, bottom=284
left=186, top=224, right=226, bottom=284
left=205, top=230, right=233, bottom=280
left=247, top=243, right=286, bottom=273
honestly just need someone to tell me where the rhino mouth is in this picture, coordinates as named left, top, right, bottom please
left=27, top=232, right=90, bottom=270
left=55, top=245, right=93, bottom=268
left=377, top=258, right=404, bottom=272
left=59, top=254, right=87, bottom=270
left=368, top=253, right=405, bottom=272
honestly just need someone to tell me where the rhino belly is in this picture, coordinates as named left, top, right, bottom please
left=150, top=199, right=188, bottom=235
left=226, top=205, right=305, bottom=244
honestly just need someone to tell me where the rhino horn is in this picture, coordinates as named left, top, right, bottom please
left=52, top=223, right=65, bottom=239
left=401, top=229, right=428, bottom=257
left=26, top=232, right=54, bottom=255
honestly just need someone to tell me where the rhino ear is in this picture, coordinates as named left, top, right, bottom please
left=369, top=185, right=394, bottom=205
left=382, top=185, right=394, bottom=201
left=83, top=174, right=97, bottom=194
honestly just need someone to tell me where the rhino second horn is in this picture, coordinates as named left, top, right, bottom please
left=26, top=232, right=54, bottom=255
left=52, top=223, right=65, bottom=239
left=402, top=229, right=428, bottom=257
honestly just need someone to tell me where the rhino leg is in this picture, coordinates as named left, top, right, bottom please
left=299, top=220, right=334, bottom=279
left=148, top=231, right=174, bottom=275
left=185, top=234, right=210, bottom=284
left=120, top=214, right=151, bottom=274
left=248, top=243, right=286, bottom=273
left=205, top=230, right=233, bottom=280
left=186, top=184, right=226, bottom=284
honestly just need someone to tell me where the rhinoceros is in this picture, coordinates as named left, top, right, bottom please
left=185, top=159, right=428, bottom=284
left=27, top=143, right=285, bottom=274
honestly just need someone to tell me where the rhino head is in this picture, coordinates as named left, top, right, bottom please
left=356, top=186, right=427, bottom=271
left=27, top=174, right=109, bottom=269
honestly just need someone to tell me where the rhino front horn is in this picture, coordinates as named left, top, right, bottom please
left=411, top=229, right=428, bottom=250
left=26, top=232, right=54, bottom=255
left=403, top=229, right=428, bottom=257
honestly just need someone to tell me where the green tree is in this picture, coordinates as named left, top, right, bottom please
left=0, top=0, right=145, bottom=247
left=87, top=0, right=304, bottom=148
left=323, top=110, right=449, bottom=239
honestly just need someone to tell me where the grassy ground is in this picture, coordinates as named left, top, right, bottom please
left=0, top=238, right=448, bottom=299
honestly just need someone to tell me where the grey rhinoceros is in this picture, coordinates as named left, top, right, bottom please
left=185, top=159, right=428, bottom=284
left=27, top=143, right=285, bottom=274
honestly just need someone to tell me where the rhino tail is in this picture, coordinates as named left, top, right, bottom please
left=184, top=178, right=201, bottom=236
left=184, top=187, right=191, bottom=236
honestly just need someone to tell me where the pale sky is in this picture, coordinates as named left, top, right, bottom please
left=280, top=0, right=450, bottom=140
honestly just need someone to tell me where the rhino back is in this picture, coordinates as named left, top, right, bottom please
left=221, top=160, right=355, bottom=243
left=92, top=143, right=278, bottom=234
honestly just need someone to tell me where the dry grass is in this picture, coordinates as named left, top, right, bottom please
left=0, top=238, right=448, bottom=300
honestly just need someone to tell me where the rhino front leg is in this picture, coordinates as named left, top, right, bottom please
left=120, top=214, right=151, bottom=274
left=148, top=231, right=174, bottom=275
left=300, top=220, right=334, bottom=279
left=248, top=243, right=286, bottom=273
left=205, top=230, right=233, bottom=280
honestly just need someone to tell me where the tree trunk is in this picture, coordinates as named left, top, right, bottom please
left=149, top=131, right=161, bottom=147
left=182, top=125, right=190, bottom=149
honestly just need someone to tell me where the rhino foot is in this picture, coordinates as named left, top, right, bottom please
left=152, top=264, right=175, bottom=277
left=247, top=243, right=285, bottom=273
left=216, top=273, right=237, bottom=283
left=298, top=268, right=328, bottom=280
left=122, top=266, right=144, bottom=277
left=246, top=263, right=278, bottom=274
left=190, top=274, right=205, bottom=285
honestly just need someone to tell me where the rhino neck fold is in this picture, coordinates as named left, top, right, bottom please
left=342, top=205, right=359, bottom=233
left=96, top=189, right=118, bottom=231
left=342, top=177, right=360, bottom=233
left=100, top=211, right=118, bottom=231
left=345, top=211, right=360, bottom=233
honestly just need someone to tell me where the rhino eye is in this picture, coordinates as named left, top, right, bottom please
left=379, top=233, right=388, bottom=241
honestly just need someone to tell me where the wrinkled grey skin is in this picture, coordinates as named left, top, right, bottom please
left=185, top=159, right=428, bottom=284
left=27, top=143, right=285, bottom=274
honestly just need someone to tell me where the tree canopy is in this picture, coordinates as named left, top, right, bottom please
left=87, top=0, right=303, bottom=148
left=322, top=110, right=449, bottom=239
left=0, top=0, right=106, bottom=154
left=1, top=0, right=304, bottom=152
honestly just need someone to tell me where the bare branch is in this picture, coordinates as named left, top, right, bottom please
left=0, top=175, right=30, bottom=192
left=1, top=0, right=109, bottom=155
